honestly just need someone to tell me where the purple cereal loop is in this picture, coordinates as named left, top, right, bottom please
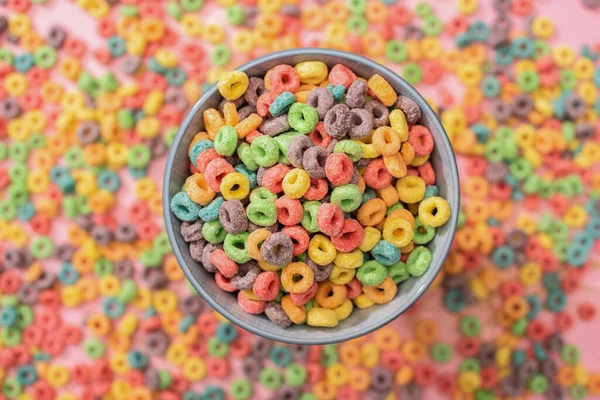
left=326, top=138, right=339, bottom=153
left=77, top=121, right=101, bottom=145
left=306, top=258, right=333, bottom=282
left=241, top=358, right=263, bottom=380
left=219, top=97, right=246, bottom=113
left=245, top=77, right=267, bottom=106
left=287, top=135, right=314, bottom=169
left=231, top=261, right=261, bottom=290
left=145, top=369, right=161, bottom=391
left=511, top=93, right=533, bottom=118
left=491, top=99, right=511, bottom=122
left=264, top=301, right=292, bottom=329
left=90, top=225, right=113, bottom=246
left=189, top=239, right=206, bottom=263
left=365, top=100, right=390, bottom=128
left=113, top=259, right=135, bottom=279
left=291, top=344, right=310, bottom=360
left=306, top=88, right=335, bottom=120
left=345, top=80, right=368, bottom=109
left=355, top=158, right=372, bottom=169
left=493, top=0, right=512, bottom=12
left=575, top=123, right=595, bottom=140
left=302, top=146, right=329, bottom=179
left=2, top=248, right=28, bottom=269
left=115, top=223, right=138, bottom=242
left=180, top=295, right=205, bottom=315
left=150, top=136, right=169, bottom=158
left=248, top=221, right=278, bottom=233
left=165, top=87, right=188, bottom=112
left=324, top=104, right=351, bottom=139
left=484, top=162, right=508, bottom=184
left=180, top=221, right=204, bottom=242
left=252, top=337, right=273, bottom=358
left=237, top=105, right=256, bottom=121
left=260, top=232, right=294, bottom=266
left=54, top=244, right=75, bottom=263
left=404, top=24, right=424, bottom=40
left=256, top=167, right=268, bottom=187
left=271, top=386, right=300, bottom=400
left=350, top=167, right=360, bottom=185
left=565, top=94, right=586, bottom=120
left=121, top=55, right=142, bottom=75
left=145, top=331, right=169, bottom=355
left=47, top=25, right=66, bottom=48
left=219, top=199, right=248, bottom=234
left=75, top=215, right=93, bottom=231
left=395, top=96, right=421, bottom=125
left=34, top=272, right=56, bottom=290
left=348, top=108, right=374, bottom=139
left=260, top=115, right=291, bottom=136
left=370, top=367, right=393, bottom=393
left=0, top=97, right=21, bottom=120
left=280, top=4, right=301, bottom=17
left=143, top=268, right=168, bottom=290
left=17, top=284, right=39, bottom=306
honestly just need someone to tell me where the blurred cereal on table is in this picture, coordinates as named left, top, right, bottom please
left=1, top=0, right=600, bottom=399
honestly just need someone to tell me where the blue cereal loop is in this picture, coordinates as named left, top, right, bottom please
left=371, top=240, right=401, bottom=266
left=198, top=196, right=224, bottom=222
left=269, top=91, right=296, bottom=117
left=58, top=263, right=80, bottom=285
left=170, top=191, right=202, bottom=222
left=189, top=140, right=214, bottom=167
left=17, top=202, right=35, bottom=221
left=327, top=84, right=346, bottom=102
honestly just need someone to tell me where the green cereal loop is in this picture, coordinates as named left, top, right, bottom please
left=500, top=137, right=518, bottom=160
left=331, top=184, right=362, bottom=212
left=2, top=378, right=22, bottom=398
left=65, top=147, right=85, bottom=169
left=415, top=1, right=433, bottom=18
left=120, top=5, right=139, bottom=17
left=2, top=296, right=18, bottom=307
left=559, top=70, right=577, bottom=90
left=334, top=140, right=363, bottom=162
left=386, top=203, right=404, bottom=216
left=553, top=242, right=568, bottom=262
left=287, top=103, right=318, bottom=134
left=406, top=246, right=432, bottom=277
left=8, top=184, right=28, bottom=206
left=475, top=390, right=495, bottom=400
left=285, top=364, right=307, bottom=387
left=202, top=219, right=227, bottom=244
left=0, top=142, right=8, bottom=160
left=153, top=233, right=172, bottom=256
left=230, top=379, right=252, bottom=400
left=569, top=385, right=587, bottom=400
left=9, top=142, right=29, bottom=163
left=423, top=16, right=443, bottom=36
left=182, top=0, right=204, bottom=11
left=95, top=259, right=113, bottom=276
left=128, top=145, right=151, bottom=168
left=0, top=49, right=14, bottom=64
left=28, top=133, right=46, bottom=149
left=320, top=344, right=338, bottom=366
left=347, top=0, right=366, bottom=14
left=511, top=319, right=527, bottom=336
left=347, top=15, right=368, bottom=35
left=509, top=158, right=532, bottom=181
left=484, top=141, right=504, bottom=163
left=275, top=132, right=299, bottom=166
left=459, top=315, right=481, bottom=337
left=30, top=236, right=54, bottom=259
left=528, top=374, right=548, bottom=394
left=259, top=368, right=282, bottom=390
left=517, top=70, right=539, bottom=92
left=388, top=261, right=410, bottom=284
left=561, top=344, right=580, bottom=364
left=250, top=136, right=279, bottom=168
left=250, top=187, right=278, bottom=203
left=158, top=369, right=172, bottom=390
left=562, top=121, right=575, bottom=142
left=0, top=201, right=17, bottom=221
left=237, top=142, right=259, bottom=171
left=214, top=126, right=238, bottom=156
left=246, top=199, right=277, bottom=227
left=1, top=327, right=21, bottom=347
left=227, top=5, right=246, bottom=25
left=211, top=44, right=231, bottom=67
left=140, top=248, right=163, bottom=267
left=62, top=197, right=77, bottom=219
left=34, top=46, right=57, bottom=69
left=385, top=40, right=407, bottom=63
left=356, top=260, right=387, bottom=286
left=403, top=63, right=422, bottom=85
left=166, top=1, right=183, bottom=19
left=496, top=125, right=513, bottom=140
left=118, top=109, right=135, bottom=129
left=75, top=195, right=92, bottom=215
left=301, top=201, right=320, bottom=233
left=17, top=306, right=33, bottom=329
left=117, top=279, right=138, bottom=304
left=224, top=232, right=251, bottom=264
left=207, top=337, right=229, bottom=357
left=83, top=338, right=106, bottom=359
left=430, top=342, right=453, bottom=363
left=299, top=395, right=317, bottom=400
left=413, top=217, right=436, bottom=245
left=459, top=358, right=481, bottom=373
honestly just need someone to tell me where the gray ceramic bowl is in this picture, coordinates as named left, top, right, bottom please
left=163, top=48, right=460, bottom=345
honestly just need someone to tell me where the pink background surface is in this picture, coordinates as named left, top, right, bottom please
left=4, top=0, right=600, bottom=398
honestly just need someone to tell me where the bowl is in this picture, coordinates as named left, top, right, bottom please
left=163, top=48, right=460, bottom=345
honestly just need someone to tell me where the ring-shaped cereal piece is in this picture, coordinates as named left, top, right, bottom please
left=247, top=229, right=271, bottom=261
left=362, top=277, right=398, bottom=304
left=372, top=126, right=401, bottom=156
left=383, top=217, right=415, bottom=248
left=220, top=172, right=250, bottom=201
left=316, top=203, right=344, bottom=237
left=357, top=198, right=387, bottom=227
left=281, top=295, right=307, bottom=324
left=418, top=196, right=452, bottom=227
left=308, top=234, right=337, bottom=266
left=281, top=262, right=315, bottom=293
left=315, top=281, right=348, bottom=309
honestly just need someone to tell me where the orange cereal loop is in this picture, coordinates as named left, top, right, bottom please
left=401, top=339, right=426, bottom=363
left=362, top=31, right=386, bottom=58
left=247, top=229, right=271, bottom=261
left=401, top=142, right=416, bottom=165
left=376, top=186, right=400, bottom=207
left=281, top=295, right=307, bottom=324
left=315, top=281, right=348, bottom=309
left=362, top=277, right=397, bottom=304
left=164, top=255, right=184, bottom=280
left=503, top=296, right=529, bottom=319
left=365, top=1, right=387, bottom=22
left=280, top=262, right=314, bottom=293
left=357, top=198, right=387, bottom=227
left=349, top=367, right=371, bottom=391
left=383, top=153, right=408, bottom=179
left=339, top=342, right=361, bottom=366
left=372, top=126, right=401, bottom=155
left=324, top=1, right=350, bottom=21
left=374, top=327, right=401, bottom=350
left=184, top=174, right=216, bottom=206
left=415, top=319, right=439, bottom=343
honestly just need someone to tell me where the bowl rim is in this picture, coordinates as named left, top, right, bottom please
left=163, top=48, right=460, bottom=344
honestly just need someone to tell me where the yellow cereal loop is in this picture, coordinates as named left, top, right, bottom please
left=367, top=74, right=397, bottom=107
left=307, top=307, right=339, bottom=327
left=294, top=61, right=329, bottom=84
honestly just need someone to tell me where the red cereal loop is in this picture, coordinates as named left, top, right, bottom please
left=325, top=153, right=354, bottom=186
left=196, top=312, right=218, bottom=334
left=229, top=338, right=251, bottom=357
left=308, top=122, right=333, bottom=148
left=455, top=337, right=480, bottom=358
left=555, top=311, right=574, bottom=332
left=408, top=126, right=434, bottom=157
left=237, top=290, right=267, bottom=314
left=481, top=367, right=498, bottom=389
left=500, top=280, right=524, bottom=299
left=210, top=249, right=238, bottom=278
left=417, top=161, right=436, bottom=185
left=436, top=373, right=457, bottom=396
left=303, top=178, right=328, bottom=201
left=206, top=357, right=230, bottom=378
left=345, top=278, right=363, bottom=299
left=281, top=225, right=310, bottom=255
left=276, top=196, right=304, bottom=226
left=306, top=363, right=324, bottom=383
left=256, top=91, right=277, bottom=117
left=204, top=158, right=235, bottom=192
left=0, top=270, right=22, bottom=293
left=262, top=164, right=291, bottom=194
left=363, top=158, right=393, bottom=189
left=328, top=64, right=357, bottom=89
left=526, top=320, right=549, bottom=341
left=215, top=272, right=237, bottom=292
left=196, top=148, right=222, bottom=173
left=290, top=282, right=317, bottom=306
left=577, top=302, right=596, bottom=321
left=331, top=219, right=364, bottom=252
left=316, top=203, right=345, bottom=237
left=414, top=363, right=436, bottom=386
left=381, top=350, right=403, bottom=371
left=252, top=271, right=280, bottom=301
left=268, top=64, right=300, bottom=94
